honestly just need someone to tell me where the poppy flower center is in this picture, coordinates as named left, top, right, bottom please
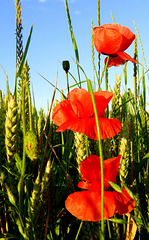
left=78, top=113, right=94, bottom=119
left=101, top=51, right=118, bottom=57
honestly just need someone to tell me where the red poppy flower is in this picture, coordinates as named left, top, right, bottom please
left=93, top=23, right=138, bottom=67
left=52, top=88, right=121, bottom=140
left=105, top=56, right=127, bottom=67
left=65, top=155, right=135, bottom=221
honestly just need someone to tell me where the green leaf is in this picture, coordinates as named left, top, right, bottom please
left=14, top=153, right=22, bottom=174
left=0, top=233, right=21, bottom=239
left=124, top=185, right=135, bottom=200
left=132, top=215, right=144, bottom=226
left=6, top=185, right=16, bottom=207
left=108, top=218, right=126, bottom=224
left=72, top=58, right=88, bottom=81
left=16, top=218, right=29, bottom=240
left=64, top=0, right=79, bottom=62
left=142, top=152, right=149, bottom=159
left=108, top=181, right=123, bottom=193
left=17, top=25, right=33, bottom=78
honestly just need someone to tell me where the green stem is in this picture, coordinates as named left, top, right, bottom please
left=107, top=220, right=111, bottom=239
left=85, top=135, right=89, bottom=157
left=87, top=79, right=104, bottom=239
left=75, top=221, right=83, bottom=240
left=97, top=0, right=100, bottom=81
left=66, top=72, right=69, bottom=94
left=61, top=132, right=65, bottom=156
left=26, top=84, right=32, bottom=131
left=19, top=86, right=26, bottom=216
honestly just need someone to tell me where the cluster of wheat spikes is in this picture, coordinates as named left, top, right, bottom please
left=0, top=0, right=149, bottom=239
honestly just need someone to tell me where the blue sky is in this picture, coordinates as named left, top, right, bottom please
left=0, top=0, right=149, bottom=112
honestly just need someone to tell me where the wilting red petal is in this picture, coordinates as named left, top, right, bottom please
left=113, top=189, right=136, bottom=215
left=79, top=155, right=121, bottom=191
left=116, top=52, right=138, bottom=64
left=93, top=24, right=135, bottom=55
left=105, top=56, right=127, bottom=67
left=65, top=190, right=135, bottom=221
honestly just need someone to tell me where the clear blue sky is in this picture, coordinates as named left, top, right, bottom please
left=0, top=0, right=149, bottom=112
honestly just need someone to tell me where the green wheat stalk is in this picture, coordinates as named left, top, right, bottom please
left=110, top=11, right=116, bottom=23
left=91, top=19, right=100, bottom=89
left=97, top=0, right=100, bottom=80
left=133, top=20, right=148, bottom=70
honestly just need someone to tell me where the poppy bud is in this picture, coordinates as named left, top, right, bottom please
left=62, top=60, right=70, bottom=73
left=24, top=131, right=38, bottom=161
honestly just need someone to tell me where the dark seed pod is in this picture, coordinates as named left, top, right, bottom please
left=62, top=60, right=70, bottom=73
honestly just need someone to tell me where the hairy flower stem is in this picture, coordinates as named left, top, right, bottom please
left=87, top=79, right=104, bottom=239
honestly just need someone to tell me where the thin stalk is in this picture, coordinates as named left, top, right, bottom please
left=91, top=19, right=100, bottom=88
left=87, top=79, right=104, bottom=239
left=105, top=66, right=108, bottom=91
left=107, top=220, right=112, bottom=239
left=75, top=221, right=83, bottom=240
left=61, top=132, right=65, bottom=156
left=18, top=86, right=26, bottom=216
left=85, top=135, right=89, bottom=157
left=26, top=84, right=32, bottom=131
left=99, top=56, right=109, bottom=90
left=64, top=0, right=81, bottom=86
left=97, top=0, right=100, bottom=80
left=130, top=122, right=133, bottom=190
left=66, top=72, right=69, bottom=94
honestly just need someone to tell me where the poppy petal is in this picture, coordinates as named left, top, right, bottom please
left=79, top=155, right=101, bottom=190
left=65, top=191, right=116, bottom=221
left=56, top=116, right=121, bottom=140
left=56, top=117, right=97, bottom=139
left=68, top=88, right=94, bottom=118
left=79, top=155, right=121, bottom=191
left=69, top=89, right=113, bottom=117
left=94, top=91, right=113, bottom=116
left=105, top=56, right=127, bottom=67
left=99, top=117, right=122, bottom=139
left=116, top=52, right=138, bottom=64
left=78, top=180, right=92, bottom=190
left=113, top=189, right=136, bottom=215
left=104, top=155, right=121, bottom=189
left=52, top=100, right=76, bottom=126
left=65, top=189, right=135, bottom=222
left=93, top=26, right=122, bottom=54
left=101, top=24, right=135, bottom=52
